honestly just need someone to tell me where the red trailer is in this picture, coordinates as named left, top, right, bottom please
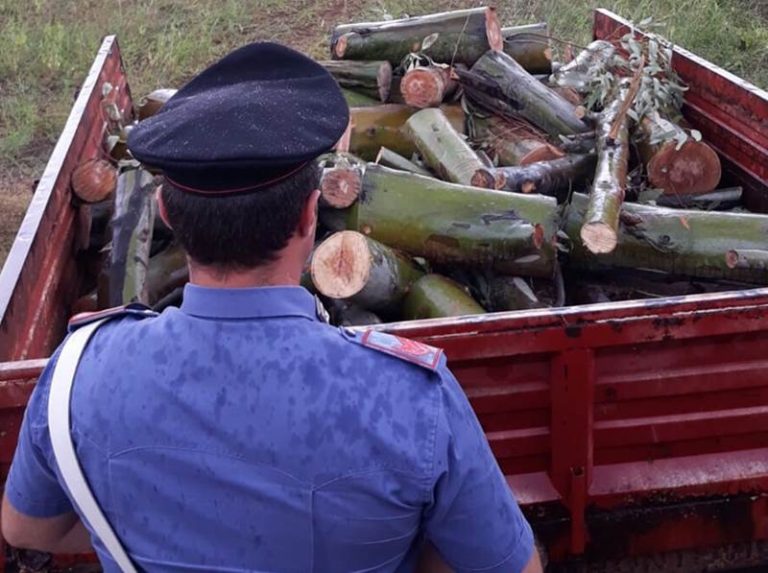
left=1, top=10, right=767, bottom=572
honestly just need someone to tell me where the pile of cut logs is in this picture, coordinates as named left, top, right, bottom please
left=70, top=7, right=768, bottom=325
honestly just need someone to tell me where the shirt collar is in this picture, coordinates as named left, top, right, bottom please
left=180, top=284, right=319, bottom=321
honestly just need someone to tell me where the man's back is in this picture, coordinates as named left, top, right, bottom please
left=9, top=285, right=533, bottom=572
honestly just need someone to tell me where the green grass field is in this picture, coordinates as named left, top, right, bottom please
left=0, top=0, right=766, bottom=264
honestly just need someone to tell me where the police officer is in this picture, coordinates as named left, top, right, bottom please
left=2, top=43, right=542, bottom=572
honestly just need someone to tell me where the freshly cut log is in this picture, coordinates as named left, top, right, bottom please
left=350, top=165, right=560, bottom=278
left=320, top=167, right=363, bottom=209
left=311, top=231, right=424, bottom=312
left=470, top=114, right=564, bottom=166
left=71, top=158, right=117, bottom=203
left=402, top=274, right=486, bottom=319
left=552, top=40, right=615, bottom=92
left=349, top=104, right=465, bottom=161
left=457, top=51, right=590, bottom=136
left=488, top=276, right=545, bottom=311
left=341, top=88, right=379, bottom=108
left=636, top=114, right=722, bottom=195
left=652, top=187, right=743, bottom=210
left=330, top=7, right=503, bottom=67
left=320, top=60, right=392, bottom=102
left=400, top=65, right=456, bottom=108
left=375, top=147, right=431, bottom=176
left=502, top=22, right=552, bottom=74
left=492, top=154, right=596, bottom=200
left=580, top=87, right=630, bottom=254
left=405, top=108, right=496, bottom=188
left=137, top=88, right=177, bottom=120
left=147, top=243, right=188, bottom=305
left=566, top=193, right=768, bottom=284
left=102, top=168, right=156, bottom=307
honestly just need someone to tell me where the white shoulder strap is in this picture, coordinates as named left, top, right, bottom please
left=48, top=318, right=138, bottom=573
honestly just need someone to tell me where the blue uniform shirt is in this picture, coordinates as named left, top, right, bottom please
left=7, top=285, right=533, bottom=572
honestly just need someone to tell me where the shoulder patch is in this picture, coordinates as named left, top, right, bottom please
left=68, top=303, right=158, bottom=332
left=360, top=330, right=443, bottom=372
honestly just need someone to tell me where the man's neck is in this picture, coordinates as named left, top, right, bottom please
left=189, top=262, right=301, bottom=289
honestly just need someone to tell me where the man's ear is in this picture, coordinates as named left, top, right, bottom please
left=156, top=186, right=172, bottom=230
left=298, top=189, right=320, bottom=238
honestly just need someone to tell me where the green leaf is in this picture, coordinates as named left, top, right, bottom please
left=421, top=32, right=439, bottom=51
left=690, top=129, right=703, bottom=142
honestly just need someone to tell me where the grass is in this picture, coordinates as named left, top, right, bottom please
left=0, top=0, right=766, bottom=264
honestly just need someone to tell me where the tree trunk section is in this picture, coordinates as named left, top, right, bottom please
left=405, top=107, right=496, bottom=188
left=488, top=276, right=545, bottom=311
left=402, top=274, right=485, bottom=319
left=342, top=88, right=380, bottom=108
left=311, top=230, right=424, bottom=312
left=137, top=88, right=177, bottom=120
left=349, top=104, right=465, bottom=161
left=102, top=168, right=156, bottom=307
left=470, top=114, right=564, bottom=166
left=350, top=165, right=560, bottom=278
left=325, top=299, right=383, bottom=326
left=147, top=243, right=189, bottom=306
left=320, top=60, right=392, bottom=102
left=636, top=114, right=722, bottom=195
left=320, top=165, right=364, bottom=208
left=71, top=159, right=117, bottom=203
left=457, top=51, right=590, bottom=136
left=492, top=154, right=596, bottom=201
left=652, top=187, right=742, bottom=210
left=580, top=87, right=630, bottom=254
left=375, top=147, right=431, bottom=176
left=566, top=193, right=768, bottom=284
left=552, top=40, right=615, bottom=93
left=502, top=22, right=552, bottom=74
left=400, top=65, right=457, bottom=108
left=331, top=7, right=503, bottom=67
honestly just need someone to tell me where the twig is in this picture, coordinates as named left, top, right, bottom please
left=608, top=55, right=645, bottom=141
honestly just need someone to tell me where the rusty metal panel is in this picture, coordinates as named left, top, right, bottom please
left=0, top=35, right=132, bottom=362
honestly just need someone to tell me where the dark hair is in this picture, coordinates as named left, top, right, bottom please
left=161, top=162, right=320, bottom=269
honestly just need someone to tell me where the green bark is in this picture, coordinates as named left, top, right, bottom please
left=349, top=165, right=560, bottom=278
left=650, top=187, right=743, bottom=210
left=320, top=60, right=392, bottom=102
left=580, top=87, right=630, bottom=254
left=493, top=154, right=596, bottom=201
left=552, top=40, right=615, bottom=93
left=375, top=147, right=431, bottom=176
left=405, top=107, right=496, bottom=188
left=342, top=88, right=380, bottom=108
left=566, top=193, right=768, bottom=284
left=502, top=22, right=552, bottom=74
left=470, top=113, right=564, bottom=167
left=488, top=276, right=545, bottom=311
left=457, top=51, right=590, bottom=136
left=330, top=7, right=503, bottom=67
left=310, top=231, right=424, bottom=312
left=349, top=104, right=465, bottom=161
left=402, top=274, right=486, bottom=319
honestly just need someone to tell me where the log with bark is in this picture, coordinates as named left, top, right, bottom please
left=566, top=193, right=768, bottom=284
left=375, top=147, right=431, bottom=176
left=470, top=113, right=564, bottom=166
left=487, top=276, right=545, bottom=311
left=71, top=158, right=117, bottom=203
left=320, top=60, right=393, bottom=102
left=457, top=51, right=591, bottom=136
left=137, top=88, right=177, bottom=120
left=325, top=299, right=383, bottom=326
left=580, top=87, right=631, bottom=254
left=310, top=231, right=424, bottom=312
left=349, top=104, right=465, bottom=161
left=101, top=167, right=156, bottom=307
left=492, top=154, right=596, bottom=200
left=649, top=187, right=743, bottom=210
left=399, top=64, right=457, bottom=108
left=341, top=88, right=379, bottom=108
left=501, top=22, right=552, bottom=74
left=405, top=107, right=496, bottom=188
left=319, top=154, right=365, bottom=209
left=552, top=40, right=615, bottom=93
left=147, top=243, right=188, bottom=305
left=636, top=113, right=722, bottom=195
left=330, top=7, right=503, bottom=67
left=349, top=165, right=560, bottom=278
left=402, top=274, right=486, bottom=319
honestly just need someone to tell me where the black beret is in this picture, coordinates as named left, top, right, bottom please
left=128, top=42, right=349, bottom=195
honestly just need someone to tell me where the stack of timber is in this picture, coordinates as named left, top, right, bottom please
left=70, top=7, right=764, bottom=327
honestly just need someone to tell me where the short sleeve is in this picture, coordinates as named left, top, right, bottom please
left=5, top=350, right=74, bottom=518
left=424, top=364, right=534, bottom=572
